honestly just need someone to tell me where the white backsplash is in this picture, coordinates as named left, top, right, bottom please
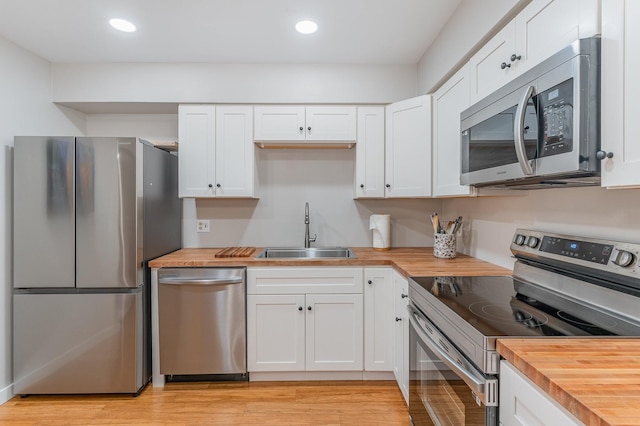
left=183, top=148, right=442, bottom=248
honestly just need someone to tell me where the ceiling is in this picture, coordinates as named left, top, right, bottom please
left=0, top=0, right=461, bottom=65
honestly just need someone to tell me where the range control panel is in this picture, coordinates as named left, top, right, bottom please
left=510, top=229, right=640, bottom=279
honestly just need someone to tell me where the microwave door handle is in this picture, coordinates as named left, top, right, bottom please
left=514, top=85, right=536, bottom=175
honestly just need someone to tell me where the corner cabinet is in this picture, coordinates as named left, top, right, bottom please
left=432, top=64, right=476, bottom=197
left=363, top=268, right=393, bottom=372
left=354, top=107, right=385, bottom=198
left=178, top=104, right=256, bottom=198
left=601, top=0, right=640, bottom=188
left=254, top=105, right=356, bottom=143
left=500, top=360, right=582, bottom=425
left=384, top=95, right=432, bottom=197
left=246, top=267, right=364, bottom=373
left=469, top=0, right=600, bottom=103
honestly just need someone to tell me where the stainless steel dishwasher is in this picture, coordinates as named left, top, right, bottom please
left=158, top=267, right=247, bottom=380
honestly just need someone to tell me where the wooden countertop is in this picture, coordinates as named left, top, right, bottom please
left=497, top=338, right=640, bottom=426
left=148, top=247, right=511, bottom=278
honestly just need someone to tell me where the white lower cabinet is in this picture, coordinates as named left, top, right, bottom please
left=247, top=267, right=363, bottom=373
left=392, top=269, right=409, bottom=404
left=500, top=360, right=583, bottom=425
left=363, top=267, right=393, bottom=371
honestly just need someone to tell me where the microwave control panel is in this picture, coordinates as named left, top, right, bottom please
left=540, top=78, right=573, bottom=157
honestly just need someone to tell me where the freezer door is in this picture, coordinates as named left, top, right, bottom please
left=13, top=291, right=145, bottom=394
left=14, top=136, right=75, bottom=288
left=76, top=137, right=141, bottom=288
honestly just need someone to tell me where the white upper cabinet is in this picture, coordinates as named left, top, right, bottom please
left=178, top=104, right=216, bottom=197
left=385, top=95, right=432, bottom=197
left=469, top=0, right=600, bottom=104
left=215, top=106, right=255, bottom=197
left=178, top=104, right=256, bottom=198
left=254, top=105, right=356, bottom=143
left=432, top=64, right=476, bottom=197
left=354, top=107, right=385, bottom=198
left=601, top=0, right=640, bottom=188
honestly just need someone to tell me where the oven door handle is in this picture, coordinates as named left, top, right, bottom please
left=408, top=305, right=487, bottom=398
left=514, top=84, right=536, bottom=176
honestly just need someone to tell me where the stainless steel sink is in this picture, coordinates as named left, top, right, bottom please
left=255, top=247, right=357, bottom=259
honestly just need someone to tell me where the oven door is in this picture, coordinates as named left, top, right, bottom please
left=408, top=302, right=498, bottom=426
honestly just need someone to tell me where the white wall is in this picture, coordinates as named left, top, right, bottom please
left=443, top=187, right=640, bottom=269
left=86, top=114, right=178, bottom=140
left=183, top=149, right=442, bottom=248
left=53, top=63, right=418, bottom=106
left=417, top=0, right=529, bottom=93
left=0, top=36, right=86, bottom=404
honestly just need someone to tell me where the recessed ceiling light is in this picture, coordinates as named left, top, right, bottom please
left=109, top=18, right=136, bottom=33
left=295, top=20, right=318, bottom=35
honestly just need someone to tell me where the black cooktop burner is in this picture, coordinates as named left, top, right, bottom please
left=410, top=275, right=640, bottom=338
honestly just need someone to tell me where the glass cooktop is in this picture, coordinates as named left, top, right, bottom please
left=409, top=275, right=640, bottom=338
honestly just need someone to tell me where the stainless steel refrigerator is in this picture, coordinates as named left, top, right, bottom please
left=13, top=136, right=181, bottom=395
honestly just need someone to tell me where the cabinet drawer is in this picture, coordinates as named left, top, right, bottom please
left=247, top=267, right=363, bottom=294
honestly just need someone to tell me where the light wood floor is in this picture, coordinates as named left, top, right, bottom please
left=0, top=380, right=409, bottom=425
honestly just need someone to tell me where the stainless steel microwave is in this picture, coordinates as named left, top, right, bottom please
left=460, top=37, right=601, bottom=189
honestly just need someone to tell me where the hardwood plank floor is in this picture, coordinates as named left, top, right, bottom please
left=0, top=380, right=409, bottom=425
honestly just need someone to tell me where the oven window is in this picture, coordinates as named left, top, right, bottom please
left=409, top=317, right=496, bottom=425
left=462, top=101, right=538, bottom=173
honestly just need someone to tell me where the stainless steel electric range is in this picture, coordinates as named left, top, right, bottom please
left=407, top=229, right=640, bottom=426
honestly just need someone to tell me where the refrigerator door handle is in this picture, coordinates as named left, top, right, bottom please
left=158, top=277, right=243, bottom=286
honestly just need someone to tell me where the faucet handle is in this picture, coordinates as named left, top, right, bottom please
left=309, top=233, right=317, bottom=243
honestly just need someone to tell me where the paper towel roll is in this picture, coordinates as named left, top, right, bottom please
left=369, top=214, right=391, bottom=250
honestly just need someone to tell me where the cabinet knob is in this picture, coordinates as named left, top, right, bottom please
left=367, top=280, right=373, bottom=285
left=298, top=306, right=303, bottom=311
left=395, top=317, right=402, bottom=322
left=501, top=62, right=511, bottom=69
left=299, top=126, right=304, bottom=133
left=208, top=184, right=213, bottom=188
left=385, top=184, right=391, bottom=188
left=360, top=184, right=364, bottom=189
left=510, top=54, right=522, bottom=62
left=307, top=306, right=312, bottom=311
left=216, top=183, right=221, bottom=188
left=596, top=150, right=614, bottom=160
left=307, top=126, right=312, bottom=133
left=401, top=293, right=408, bottom=299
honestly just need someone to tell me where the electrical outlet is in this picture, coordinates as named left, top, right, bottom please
left=196, top=220, right=210, bottom=233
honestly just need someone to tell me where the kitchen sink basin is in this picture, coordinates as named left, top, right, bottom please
left=255, top=247, right=357, bottom=259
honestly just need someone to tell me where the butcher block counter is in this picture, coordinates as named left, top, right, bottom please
left=498, top=338, right=640, bottom=426
left=148, top=247, right=512, bottom=277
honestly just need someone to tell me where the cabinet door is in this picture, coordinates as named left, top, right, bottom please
left=469, top=21, right=517, bottom=104
left=392, top=270, right=409, bottom=404
left=385, top=95, right=432, bottom=197
left=254, top=106, right=306, bottom=141
left=363, top=268, right=393, bottom=371
left=432, top=64, right=476, bottom=198
left=305, top=106, right=357, bottom=141
left=215, top=106, right=255, bottom=197
left=515, top=0, right=600, bottom=75
left=306, top=294, right=363, bottom=371
left=355, top=107, right=385, bottom=198
left=601, top=0, right=640, bottom=188
left=178, top=105, right=216, bottom=197
left=247, top=294, right=306, bottom=372
left=500, top=360, right=582, bottom=425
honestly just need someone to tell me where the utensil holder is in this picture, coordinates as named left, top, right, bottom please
left=433, top=234, right=456, bottom=259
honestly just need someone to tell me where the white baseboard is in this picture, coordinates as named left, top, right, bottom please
left=249, top=370, right=395, bottom=382
left=0, top=383, right=13, bottom=405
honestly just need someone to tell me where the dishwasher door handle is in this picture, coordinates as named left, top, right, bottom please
left=158, top=277, right=243, bottom=286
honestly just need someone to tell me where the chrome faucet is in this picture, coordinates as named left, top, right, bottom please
left=304, top=202, right=317, bottom=248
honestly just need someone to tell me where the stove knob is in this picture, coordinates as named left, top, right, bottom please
left=613, top=250, right=636, bottom=267
left=526, top=236, right=540, bottom=249
left=514, top=234, right=526, bottom=246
